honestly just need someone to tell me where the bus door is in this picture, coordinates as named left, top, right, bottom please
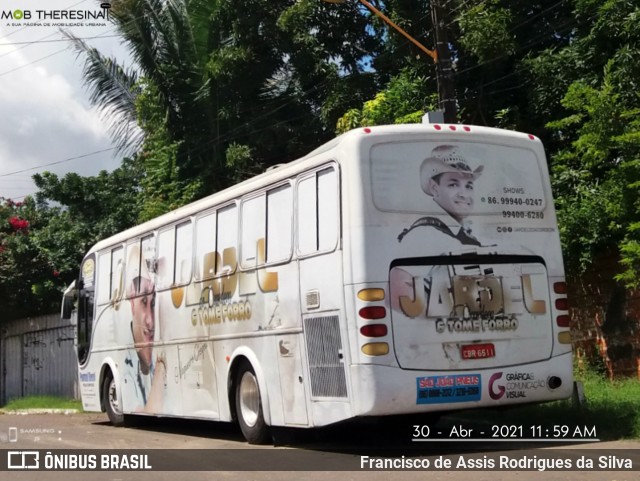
left=76, top=255, right=97, bottom=365
left=296, top=167, right=349, bottom=409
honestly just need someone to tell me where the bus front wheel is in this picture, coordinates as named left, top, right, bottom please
left=103, top=372, right=125, bottom=426
left=235, top=363, right=270, bottom=444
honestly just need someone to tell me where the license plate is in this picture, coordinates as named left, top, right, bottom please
left=461, top=343, right=495, bottom=360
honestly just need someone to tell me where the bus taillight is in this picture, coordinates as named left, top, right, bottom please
left=553, top=281, right=569, bottom=328
left=361, top=342, right=389, bottom=356
left=357, top=288, right=385, bottom=301
left=359, top=306, right=386, bottom=320
left=553, top=282, right=567, bottom=294
left=360, top=324, right=388, bottom=337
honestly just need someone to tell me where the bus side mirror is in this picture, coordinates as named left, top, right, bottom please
left=62, top=296, right=75, bottom=321
left=61, top=280, right=77, bottom=321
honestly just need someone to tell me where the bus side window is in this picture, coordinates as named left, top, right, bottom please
left=175, top=222, right=193, bottom=284
left=217, top=205, right=238, bottom=274
left=241, top=194, right=266, bottom=268
left=195, top=213, right=216, bottom=281
left=157, top=228, right=175, bottom=290
left=96, top=248, right=124, bottom=306
left=125, top=235, right=156, bottom=298
left=97, top=252, right=111, bottom=305
left=266, top=184, right=293, bottom=263
left=111, top=247, right=124, bottom=303
left=297, top=175, right=317, bottom=255
left=317, top=168, right=339, bottom=251
left=297, top=167, right=339, bottom=256
left=157, top=222, right=192, bottom=289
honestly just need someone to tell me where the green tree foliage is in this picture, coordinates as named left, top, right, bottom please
left=66, top=0, right=218, bottom=195
left=66, top=0, right=389, bottom=212
left=454, top=0, right=576, bottom=130
left=0, top=198, right=66, bottom=319
left=336, top=68, right=438, bottom=132
left=277, top=0, right=384, bottom=127
left=457, top=0, right=516, bottom=63
left=339, top=0, right=639, bottom=289
left=134, top=79, right=202, bottom=221
left=33, top=159, right=143, bottom=244
left=542, top=0, right=640, bottom=283
left=7, top=0, right=639, bottom=320
left=1, top=161, right=143, bottom=321
left=204, top=0, right=330, bottom=177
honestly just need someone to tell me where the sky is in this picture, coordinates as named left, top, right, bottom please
left=0, top=0, right=132, bottom=201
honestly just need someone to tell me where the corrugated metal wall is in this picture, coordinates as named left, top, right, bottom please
left=3, top=335, right=23, bottom=403
left=1, top=314, right=78, bottom=405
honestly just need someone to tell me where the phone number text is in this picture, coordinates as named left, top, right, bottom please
left=502, top=211, right=545, bottom=219
left=487, top=196, right=544, bottom=206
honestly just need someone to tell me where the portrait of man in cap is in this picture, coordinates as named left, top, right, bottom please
left=398, top=144, right=484, bottom=247
left=122, top=244, right=166, bottom=413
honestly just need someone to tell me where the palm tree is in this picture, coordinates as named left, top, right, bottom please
left=66, top=0, right=220, bottom=191
left=65, top=0, right=385, bottom=198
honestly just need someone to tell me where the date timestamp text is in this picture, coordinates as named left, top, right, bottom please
left=412, top=424, right=598, bottom=441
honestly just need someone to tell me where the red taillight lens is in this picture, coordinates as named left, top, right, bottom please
left=360, top=324, right=388, bottom=337
left=556, top=315, right=570, bottom=327
left=553, top=282, right=567, bottom=294
left=359, top=306, right=386, bottom=319
left=555, top=298, right=569, bottom=310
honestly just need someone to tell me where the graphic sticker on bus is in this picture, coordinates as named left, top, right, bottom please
left=391, top=263, right=547, bottom=327
left=488, top=371, right=547, bottom=400
left=182, top=238, right=278, bottom=327
left=371, top=142, right=548, bottom=251
left=390, top=262, right=552, bottom=370
left=377, top=140, right=558, bottom=370
left=416, top=374, right=481, bottom=404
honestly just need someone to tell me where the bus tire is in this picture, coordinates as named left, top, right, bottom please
left=235, top=363, right=270, bottom=444
left=103, top=371, right=125, bottom=426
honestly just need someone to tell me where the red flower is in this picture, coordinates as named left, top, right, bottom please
left=8, top=216, right=29, bottom=230
left=53, top=270, right=60, bottom=277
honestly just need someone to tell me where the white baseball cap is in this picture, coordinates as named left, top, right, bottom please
left=127, top=244, right=153, bottom=296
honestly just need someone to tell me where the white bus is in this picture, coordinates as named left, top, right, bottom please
left=62, top=123, right=573, bottom=444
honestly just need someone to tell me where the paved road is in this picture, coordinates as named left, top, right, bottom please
left=1, top=412, right=639, bottom=481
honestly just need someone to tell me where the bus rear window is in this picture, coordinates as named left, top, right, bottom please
left=370, top=141, right=547, bottom=215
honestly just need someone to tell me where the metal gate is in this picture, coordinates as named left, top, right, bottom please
left=1, top=315, right=78, bottom=404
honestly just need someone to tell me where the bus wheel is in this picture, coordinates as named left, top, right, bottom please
left=103, top=372, right=125, bottom=426
left=235, top=363, right=270, bottom=444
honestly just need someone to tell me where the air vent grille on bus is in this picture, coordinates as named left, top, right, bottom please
left=305, top=290, right=320, bottom=309
left=304, top=315, right=348, bottom=399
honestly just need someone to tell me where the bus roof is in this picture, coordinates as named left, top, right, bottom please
left=87, top=124, right=541, bottom=255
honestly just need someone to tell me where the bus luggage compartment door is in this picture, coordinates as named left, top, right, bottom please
left=389, top=257, right=553, bottom=370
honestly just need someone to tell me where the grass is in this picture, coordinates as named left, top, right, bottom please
left=1, top=395, right=82, bottom=411
left=447, top=367, right=640, bottom=440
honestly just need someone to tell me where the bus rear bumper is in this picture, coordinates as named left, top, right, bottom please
left=348, top=352, right=573, bottom=417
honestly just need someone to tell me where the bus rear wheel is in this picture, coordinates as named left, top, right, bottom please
left=235, top=363, right=270, bottom=444
left=103, top=372, right=125, bottom=426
